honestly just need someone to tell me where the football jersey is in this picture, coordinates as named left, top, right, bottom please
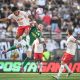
left=66, top=35, right=77, bottom=55
left=33, top=38, right=43, bottom=53
left=8, top=11, right=30, bottom=26
left=29, top=26, right=42, bottom=45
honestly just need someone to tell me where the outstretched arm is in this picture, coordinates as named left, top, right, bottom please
left=0, top=18, right=10, bottom=22
left=70, top=37, right=80, bottom=45
left=75, top=40, right=80, bottom=45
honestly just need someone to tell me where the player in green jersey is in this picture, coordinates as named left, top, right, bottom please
left=21, top=23, right=43, bottom=72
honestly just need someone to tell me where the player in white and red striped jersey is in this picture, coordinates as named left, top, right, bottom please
left=52, top=29, right=80, bottom=80
left=0, top=7, right=30, bottom=39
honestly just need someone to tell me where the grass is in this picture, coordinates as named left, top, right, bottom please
left=0, top=73, right=80, bottom=80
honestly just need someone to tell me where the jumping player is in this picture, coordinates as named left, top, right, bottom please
left=0, top=7, right=30, bottom=40
left=52, top=29, right=80, bottom=80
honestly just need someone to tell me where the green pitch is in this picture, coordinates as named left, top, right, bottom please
left=0, top=73, right=80, bottom=80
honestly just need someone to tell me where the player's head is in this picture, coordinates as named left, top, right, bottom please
left=11, top=7, right=19, bottom=16
left=67, top=29, right=73, bottom=36
left=38, top=24, right=43, bottom=31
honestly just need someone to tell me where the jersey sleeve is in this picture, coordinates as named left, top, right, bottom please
left=21, top=11, right=28, bottom=18
left=70, top=36, right=76, bottom=42
left=7, top=14, right=13, bottom=19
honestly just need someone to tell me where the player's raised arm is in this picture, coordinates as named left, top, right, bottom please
left=0, top=18, right=10, bottom=22
left=67, top=29, right=80, bottom=45
left=0, top=11, right=13, bottom=22
left=70, top=36, right=80, bottom=45
left=21, top=11, right=30, bottom=21
left=75, top=40, right=80, bottom=45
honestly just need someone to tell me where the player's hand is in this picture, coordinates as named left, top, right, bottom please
left=30, top=21, right=37, bottom=26
left=2, top=50, right=8, bottom=54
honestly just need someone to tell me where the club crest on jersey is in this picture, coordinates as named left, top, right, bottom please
left=17, top=18, right=23, bottom=21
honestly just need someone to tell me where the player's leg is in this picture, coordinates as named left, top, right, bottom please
left=27, top=46, right=32, bottom=59
left=20, top=54, right=31, bottom=72
left=24, top=26, right=30, bottom=35
left=53, top=61, right=65, bottom=80
left=20, top=46, right=32, bottom=72
left=52, top=60, right=65, bottom=80
left=22, top=57, right=30, bottom=67
left=20, top=26, right=31, bottom=71
left=20, top=53, right=28, bottom=72
left=16, top=26, right=25, bottom=39
left=53, top=53, right=66, bottom=80
left=52, top=53, right=67, bottom=80
left=22, top=52, right=32, bottom=68
left=64, top=64, right=73, bottom=77
left=38, top=54, right=43, bottom=74
left=64, top=54, right=74, bottom=77
left=53, top=53, right=73, bottom=80
left=34, top=53, right=40, bottom=72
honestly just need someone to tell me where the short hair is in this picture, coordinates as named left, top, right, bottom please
left=11, top=7, right=18, bottom=12
left=67, top=29, right=73, bottom=35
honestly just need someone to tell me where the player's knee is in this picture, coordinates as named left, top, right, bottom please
left=34, top=58, right=38, bottom=62
left=34, top=59, right=37, bottom=62
left=61, top=61, right=65, bottom=65
left=16, top=35, right=20, bottom=39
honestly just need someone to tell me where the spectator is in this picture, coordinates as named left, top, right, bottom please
left=62, top=18, right=73, bottom=32
left=36, top=7, right=45, bottom=20
left=43, top=11, right=51, bottom=25
left=73, top=25, right=80, bottom=37
left=47, top=0, right=53, bottom=10
left=42, top=49, right=50, bottom=61
left=51, top=11, right=60, bottom=32
left=36, top=0, right=46, bottom=8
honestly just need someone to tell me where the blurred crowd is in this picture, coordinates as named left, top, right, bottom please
left=0, top=0, right=80, bottom=38
left=0, top=0, right=80, bottom=61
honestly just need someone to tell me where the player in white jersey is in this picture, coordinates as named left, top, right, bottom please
left=52, top=29, right=80, bottom=80
left=0, top=7, right=30, bottom=39
left=33, top=38, right=44, bottom=60
left=33, top=38, right=44, bottom=74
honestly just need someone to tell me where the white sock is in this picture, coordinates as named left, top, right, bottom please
left=64, top=64, right=72, bottom=73
left=56, top=64, right=64, bottom=79
left=39, top=62, right=42, bottom=72
left=37, top=62, right=42, bottom=72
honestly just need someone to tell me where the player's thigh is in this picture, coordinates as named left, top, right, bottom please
left=61, top=52, right=74, bottom=64
left=34, top=53, right=39, bottom=60
left=16, top=26, right=25, bottom=37
left=24, top=26, right=30, bottom=34
left=27, top=46, right=32, bottom=58
left=38, top=54, right=43, bottom=60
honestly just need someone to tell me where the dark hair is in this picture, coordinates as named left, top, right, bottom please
left=11, top=7, right=18, bottom=12
left=68, top=29, right=73, bottom=35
